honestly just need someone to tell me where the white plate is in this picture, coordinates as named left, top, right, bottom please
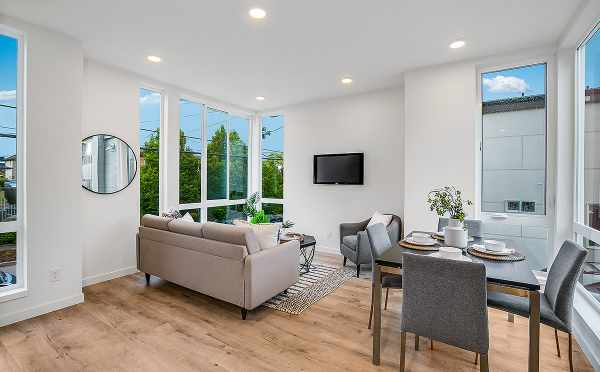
left=405, top=237, right=437, bottom=246
left=471, top=244, right=514, bottom=256
left=429, top=252, right=472, bottom=262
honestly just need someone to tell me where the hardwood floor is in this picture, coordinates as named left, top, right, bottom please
left=0, top=252, right=593, bottom=371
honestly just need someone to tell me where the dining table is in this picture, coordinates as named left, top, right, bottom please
left=371, top=231, right=542, bottom=372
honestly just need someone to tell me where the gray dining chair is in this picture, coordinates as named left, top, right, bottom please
left=487, top=240, right=587, bottom=372
left=438, top=217, right=483, bottom=237
left=400, top=253, right=489, bottom=372
left=366, top=223, right=403, bottom=329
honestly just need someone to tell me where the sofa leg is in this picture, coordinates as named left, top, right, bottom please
left=343, top=257, right=347, bottom=266
left=356, top=264, right=361, bottom=278
left=145, top=273, right=150, bottom=285
left=241, top=308, right=247, bottom=320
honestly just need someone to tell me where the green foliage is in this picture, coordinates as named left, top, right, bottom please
left=0, top=232, right=16, bottom=245
left=179, top=130, right=201, bottom=204
left=426, top=186, right=473, bottom=222
left=262, top=152, right=283, bottom=199
left=243, top=192, right=260, bottom=218
left=250, top=210, right=270, bottom=224
left=140, top=129, right=160, bottom=218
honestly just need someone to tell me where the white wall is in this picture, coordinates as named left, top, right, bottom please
left=0, top=15, right=84, bottom=326
left=283, top=88, right=404, bottom=252
left=403, top=62, right=477, bottom=233
left=81, top=61, right=140, bottom=285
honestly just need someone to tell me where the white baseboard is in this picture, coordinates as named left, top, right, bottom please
left=0, top=292, right=84, bottom=328
left=82, top=266, right=138, bottom=287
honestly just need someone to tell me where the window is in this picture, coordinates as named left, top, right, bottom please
left=481, top=64, right=547, bottom=215
left=139, top=88, right=162, bottom=217
left=229, top=116, right=249, bottom=200
left=207, top=205, right=245, bottom=224
left=575, top=25, right=600, bottom=304
left=206, top=108, right=228, bottom=200
left=0, top=31, right=22, bottom=293
left=261, top=115, right=284, bottom=221
left=179, top=99, right=202, bottom=204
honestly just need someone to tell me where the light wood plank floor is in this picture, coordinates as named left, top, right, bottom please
left=0, top=252, right=593, bottom=371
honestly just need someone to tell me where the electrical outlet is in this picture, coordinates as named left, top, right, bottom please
left=49, top=268, right=61, bottom=283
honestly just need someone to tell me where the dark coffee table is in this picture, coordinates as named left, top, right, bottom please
left=281, top=234, right=316, bottom=274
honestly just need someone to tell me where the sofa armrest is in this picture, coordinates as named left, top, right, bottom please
left=243, top=240, right=300, bottom=310
left=340, top=219, right=370, bottom=245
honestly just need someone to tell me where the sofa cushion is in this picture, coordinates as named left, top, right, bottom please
left=202, top=222, right=261, bottom=255
left=342, top=235, right=358, bottom=250
left=141, top=214, right=171, bottom=230
left=233, top=220, right=279, bottom=251
left=168, top=219, right=203, bottom=238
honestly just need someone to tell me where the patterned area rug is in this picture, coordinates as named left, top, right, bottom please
left=263, top=264, right=355, bottom=315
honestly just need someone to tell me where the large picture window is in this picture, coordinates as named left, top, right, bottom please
left=179, top=99, right=202, bottom=204
left=139, top=88, right=162, bottom=218
left=0, top=31, right=22, bottom=292
left=575, top=25, right=600, bottom=304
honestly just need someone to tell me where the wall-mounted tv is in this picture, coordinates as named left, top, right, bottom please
left=313, top=153, right=364, bottom=185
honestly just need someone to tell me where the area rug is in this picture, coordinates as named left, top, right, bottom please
left=263, top=264, right=355, bottom=315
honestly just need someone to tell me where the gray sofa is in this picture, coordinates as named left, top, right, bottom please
left=340, top=214, right=403, bottom=277
left=137, top=215, right=300, bottom=319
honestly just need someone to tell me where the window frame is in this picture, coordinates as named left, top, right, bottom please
left=259, top=113, right=285, bottom=217
left=0, top=25, right=27, bottom=301
left=177, top=95, right=252, bottom=223
left=475, top=57, right=555, bottom=223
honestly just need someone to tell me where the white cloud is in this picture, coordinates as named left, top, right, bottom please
left=139, top=92, right=161, bottom=104
left=482, top=75, right=529, bottom=93
left=0, top=90, right=16, bottom=101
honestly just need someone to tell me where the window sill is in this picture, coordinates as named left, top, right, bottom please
left=0, top=287, right=27, bottom=303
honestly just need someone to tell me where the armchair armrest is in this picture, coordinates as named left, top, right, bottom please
left=243, top=240, right=300, bottom=310
left=340, top=218, right=370, bottom=245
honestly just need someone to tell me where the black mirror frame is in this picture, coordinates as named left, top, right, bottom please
left=81, top=133, right=138, bottom=195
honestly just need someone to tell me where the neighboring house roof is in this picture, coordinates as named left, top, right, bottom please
left=482, top=94, right=545, bottom=114
left=586, top=87, right=600, bottom=103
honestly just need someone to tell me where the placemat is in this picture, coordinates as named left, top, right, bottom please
left=399, top=241, right=439, bottom=251
left=467, top=247, right=525, bottom=261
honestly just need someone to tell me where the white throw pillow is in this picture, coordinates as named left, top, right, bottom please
left=233, top=220, right=279, bottom=250
left=367, top=211, right=392, bottom=227
left=182, top=212, right=194, bottom=222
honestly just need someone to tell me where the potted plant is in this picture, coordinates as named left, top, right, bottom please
left=426, top=186, right=472, bottom=227
left=426, top=186, right=472, bottom=248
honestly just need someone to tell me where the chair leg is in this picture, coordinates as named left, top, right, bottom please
left=480, top=353, right=489, bottom=372
left=507, top=313, right=515, bottom=323
left=368, top=286, right=374, bottom=329
left=415, top=335, right=419, bottom=351
left=343, top=256, right=347, bottom=266
left=400, top=331, right=406, bottom=372
left=554, top=328, right=561, bottom=358
left=145, top=273, right=150, bottom=285
left=569, top=333, right=573, bottom=372
left=430, top=339, right=433, bottom=350
left=356, top=264, right=361, bottom=278
left=384, top=288, right=389, bottom=310
left=241, top=308, right=247, bottom=320
left=474, top=353, right=479, bottom=365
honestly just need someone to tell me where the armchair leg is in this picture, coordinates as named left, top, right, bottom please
left=569, top=333, right=573, bottom=372
left=554, top=328, right=561, bottom=358
left=384, top=288, right=389, bottom=310
left=356, top=264, right=361, bottom=278
left=474, top=352, right=479, bottom=365
left=343, top=257, right=347, bottom=266
left=480, top=354, right=489, bottom=372
left=241, top=308, right=247, bottom=320
left=145, top=273, right=150, bottom=285
left=415, top=335, right=420, bottom=351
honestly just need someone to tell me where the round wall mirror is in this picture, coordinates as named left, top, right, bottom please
left=81, top=134, right=137, bottom=194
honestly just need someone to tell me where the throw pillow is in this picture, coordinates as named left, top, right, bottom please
left=234, top=220, right=279, bottom=250
left=182, top=212, right=194, bottom=222
left=367, top=211, right=392, bottom=227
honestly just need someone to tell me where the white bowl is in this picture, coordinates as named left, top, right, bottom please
left=411, top=233, right=431, bottom=243
left=484, top=239, right=506, bottom=252
left=438, top=246, right=462, bottom=259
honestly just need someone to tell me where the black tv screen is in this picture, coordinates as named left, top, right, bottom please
left=313, top=153, right=364, bottom=185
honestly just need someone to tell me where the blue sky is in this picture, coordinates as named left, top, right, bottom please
left=482, top=63, right=546, bottom=102
left=0, top=35, right=17, bottom=159
left=261, top=115, right=283, bottom=159
left=585, top=27, right=600, bottom=89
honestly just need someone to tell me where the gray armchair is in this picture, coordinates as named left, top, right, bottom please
left=339, top=214, right=402, bottom=277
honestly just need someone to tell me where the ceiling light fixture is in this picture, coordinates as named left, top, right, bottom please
left=341, top=77, right=353, bottom=85
left=249, top=8, right=267, bottom=19
left=449, top=40, right=466, bottom=49
left=256, top=96, right=265, bottom=101
left=147, top=55, right=162, bottom=63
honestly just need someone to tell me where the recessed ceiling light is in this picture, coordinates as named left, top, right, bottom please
left=249, top=8, right=266, bottom=19
left=256, top=96, right=265, bottom=101
left=341, top=77, right=353, bottom=85
left=449, top=40, right=466, bottom=49
left=147, top=55, right=162, bottom=63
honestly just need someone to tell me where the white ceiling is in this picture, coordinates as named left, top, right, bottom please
left=0, top=0, right=583, bottom=111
